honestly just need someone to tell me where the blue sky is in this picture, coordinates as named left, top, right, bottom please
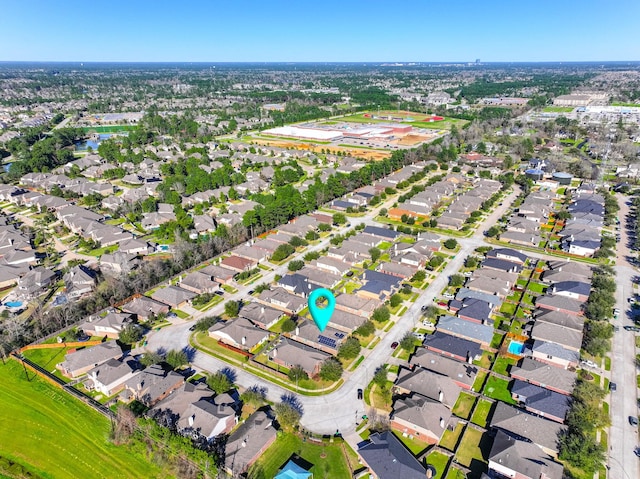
left=2, top=0, right=639, bottom=62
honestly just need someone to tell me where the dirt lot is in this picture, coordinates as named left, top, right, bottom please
left=251, top=138, right=391, bottom=160
left=395, top=134, right=432, bottom=146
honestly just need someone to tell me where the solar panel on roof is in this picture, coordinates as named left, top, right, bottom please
left=318, top=335, right=337, bottom=348
left=334, top=332, right=345, bottom=339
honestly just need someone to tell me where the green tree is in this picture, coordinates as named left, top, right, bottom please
left=288, top=260, right=304, bottom=272
left=354, top=320, right=375, bottom=337
left=389, top=294, right=402, bottom=308
left=369, top=247, right=381, bottom=263
left=224, top=300, right=240, bottom=317
left=449, top=274, right=465, bottom=287
left=140, top=350, right=164, bottom=367
left=287, top=365, right=309, bottom=382
left=207, top=371, right=232, bottom=394
left=165, top=349, right=189, bottom=369
left=281, top=318, right=296, bottom=332
left=486, top=226, right=500, bottom=237
left=118, top=324, right=143, bottom=345
left=372, top=306, right=390, bottom=323
left=272, top=243, right=295, bottom=261
left=429, top=256, right=444, bottom=269
left=332, top=213, right=347, bottom=225
left=464, top=256, right=479, bottom=268
left=240, top=385, right=266, bottom=409
left=337, top=337, right=361, bottom=360
left=444, top=238, right=458, bottom=250
left=373, top=366, right=388, bottom=391
left=319, top=358, right=343, bottom=381
left=194, top=315, right=218, bottom=332
left=400, top=332, right=416, bottom=351
left=274, top=402, right=302, bottom=432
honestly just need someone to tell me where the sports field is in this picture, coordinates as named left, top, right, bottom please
left=0, top=360, right=164, bottom=479
left=338, top=110, right=467, bottom=130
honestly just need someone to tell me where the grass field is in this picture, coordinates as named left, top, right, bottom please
left=250, top=433, right=358, bottom=479
left=80, top=125, right=135, bottom=133
left=0, top=360, right=165, bottom=479
left=542, top=106, right=574, bottom=113
left=338, top=110, right=467, bottom=130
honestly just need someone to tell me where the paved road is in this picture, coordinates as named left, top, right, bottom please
left=607, top=194, right=639, bottom=479
left=146, top=185, right=522, bottom=442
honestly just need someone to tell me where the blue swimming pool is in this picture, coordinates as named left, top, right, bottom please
left=508, top=341, right=524, bottom=355
left=5, top=301, right=23, bottom=308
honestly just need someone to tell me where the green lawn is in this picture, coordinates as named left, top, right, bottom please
left=452, top=392, right=476, bottom=419
left=472, top=370, right=488, bottom=392
left=392, top=431, right=430, bottom=456
left=439, top=422, right=464, bottom=451
left=454, top=428, right=491, bottom=477
left=492, top=356, right=516, bottom=376
left=499, top=302, right=517, bottom=316
left=0, top=360, right=165, bottom=479
left=483, top=375, right=516, bottom=404
left=470, top=399, right=493, bottom=428
left=527, top=282, right=547, bottom=294
left=251, top=433, right=358, bottom=479
left=425, top=450, right=451, bottom=479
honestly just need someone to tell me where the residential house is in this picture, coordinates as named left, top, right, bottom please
left=18, top=266, right=56, bottom=297
left=357, top=269, right=402, bottom=300
left=177, top=399, right=237, bottom=441
left=239, top=302, right=283, bottom=330
left=510, top=380, right=570, bottom=423
left=288, top=320, right=346, bottom=354
left=530, top=320, right=582, bottom=352
left=86, top=358, right=138, bottom=396
left=82, top=312, right=134, bottom=338
left=549, top=280, right=590, bottom=301
left=64, top=264, right=97, bottom=299
left=277, top=273, right=320, bottom=297
left=119, top=238, right=152, bottom=256
left=334, top=294, right=378, bottom=318
left=57, top=341, right=123, bottom=378
left=490, top=402, right=566, bottom=457
left=314, top=256, right=352, bottom=276
left=151, top=285, right=197, bottom=309
left=179, top=271, right=219, bottom=295
left=121, top=364, right=184, bottom=407
left=409, top=349, right=477, bottom=390
left=223, top=410, right=277, bottom=477
left=533, top=309, right=584, bottom=332
left=394, top=367, right=461, bottom=408
left=535, top=294, right=584, bottom=316
left=100, top=252, right=140, bottom=276
left=297, top=266, right=341, bottom=289
left=220, top=255, right=256, bottom=273
left=270, top=337, right=330, bottom=376
left=422, top=331, right=483, bottom=363
left=199, top=264, right=236, bottom=284
left=488, top=430, right=564, bottom=479
left=455, top=298, right=496, bottom=324
left=531, top=340, right=580, bottom=370
left=391, top=393, right=457, bottom=444
left=510, top=358, right=576, bottom=396
left=358, top=431, right=427, bottom=479
left=256, top=288, right=306, bottom=314
left=208, top=317, right=269, bottom=351
left=120, top=295, right=169, bottom=321
left=486, top=248, right=528, bottom=265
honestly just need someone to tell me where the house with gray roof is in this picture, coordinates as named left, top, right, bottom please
left=391, top=393, right=457, bottom=444
left=455, top=288, right=502, bottom=307
left=199, top=264, right=236, bottom=284
left=120, top=296, right=169, bottom=321
left=177, top=399, right=237, bottom=441
left=490, top=402, right=566, bottom=457
left=486, top=248, right=528, bottom=265
left=209, top=317, right=269, bottom=351
left=239, top=302, right=283, bottom=329
left=409, top=349, right=477, bottom=390
left=533, top=309, right=584, bottom=332
left=277, top=273, right=320, bottom=297
left=257, top=287, right=306, bottom=314
left=121, top=364, right=184, bottom=407
left=151, top=285, right=197, bottom=309
left=314, top=256, right=352, bottom=276
left=455, top=297, right=495, bottom=324
left=288, top=320, right=346, bottom=354
left=328, top=309, right=367, bottom=334
left=510, top=358, right=576, bottom=396
left=549, top=280, right=591, bottom=302
left=511, top=379, right=570, bottom=423
left=86, top=358, right=138, bottom=396
left=436, top=316, right=494, bottom=347
left=149, top=381, right=214, bottom=428
left=179, top=271, right=219, bottom=295
left=223, top=409, right=277, bottom=476
left=358, top=431, right=427, bottom=479
left=57, top=341, right=123, bottom=378
left=64, top=264, right=97, bottom=299
left=270, top=337, right=330, bottom=376
left=334, top=294, right=378, bottom=318
left=531, top=340, right=580, bottom=370
left=535, top=294, right=584, bottom=316
left=488, top=430, right=564, bottom=479
left=297, top=266, right=341, bottom=289
left=422, top=331, right=483, bottom=363
left=82, top=312, right=134, bottom=338
left=394, top=367, right=461, bottom=408
left=530, top=321, right=582, bottom=351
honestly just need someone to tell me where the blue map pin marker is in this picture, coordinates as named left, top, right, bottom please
left=308, top=288, right=336, bottom=332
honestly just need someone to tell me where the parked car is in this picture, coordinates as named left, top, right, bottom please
left=390, top=341, right=399, bottom=349
left=443, top=293, right=455, bottom=299
left=624, top=326, right=640, bottom=332
left=630, top=416, right=638, bottom=427
left=189, top=324, right=197, bottom=331
left=610, top=382, right=617, bottom=392
left=357, top=388, right=363, bottom=400
left=581, top=359, right=598, bottom=368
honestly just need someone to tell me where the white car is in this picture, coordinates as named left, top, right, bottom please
left=581, top=360, right=598, bottom=368
left=443, top=293, right=455, bottom=299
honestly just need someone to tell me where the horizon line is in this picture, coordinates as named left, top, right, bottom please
left=1, top=60, right=639, bottom=64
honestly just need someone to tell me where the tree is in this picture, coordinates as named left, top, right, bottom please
left=319, top=358, right=343, bottom=381
left=140, top=350, right=164, bottom=367
left=207, top=371, right=232, bottom=394
left=354, top=320, right=375, bottom=337
left=337, top=337, right=361, bottom=360
left=389, top=294, right=402, bottom=308
left=464, top=256, right=478, bottom=268
left=288, top=260, right=304, bottom=272
left=118, top=324, right=143, bottom=345
left=274, top=402, right=302, bottom=431
left=287, top=365, right=308, bottom=382
left=332, top=213, right=347, bottom=225
left=411, top=270, right=426, bottom=282
left=165, top=349, right=189, bottom=369
left=289, top=236, right=308, bottom=248
left=240, top=385, right=266, bottom=411
left=272, top=243, right=295, bottom=261
left=281, top=318, right=296, bottom=332
left=429, top=256, right=444, bottom=269
left=372, top=306, right=390, bottom=323
left=485, top=226, right=500, bottom=237
left=444, top=238, right=458, bottom=250
left=373, top=366, right=388, bottom=391
left=400, top=332, right=416, bottom=351
left=224, top=300, right=240, bottom=317
left=369, top=247, right=381, bottom=263
left=449, top=274, right=465, bottom=287
left=194, top=315, right=218, bottom=332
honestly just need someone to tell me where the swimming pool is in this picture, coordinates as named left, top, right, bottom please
left=508, top=341, right=524, bottom=355
left=5, top=301, right=23, bottom=308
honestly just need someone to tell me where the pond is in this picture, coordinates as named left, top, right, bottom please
left=74, top=134, right=112, bottom=151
